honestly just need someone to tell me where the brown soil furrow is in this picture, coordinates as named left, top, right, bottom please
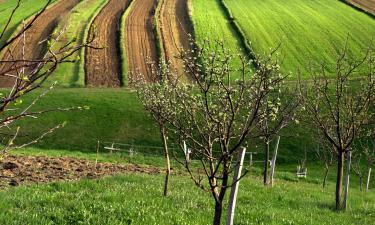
left=0, top=155, right=160, bottom=187
left=349, top=0, right=375, bottom=14
left=0, top=0, right=80, bottom=87
left=85, top=0, right=131, bottom=87
left=158, top=0, right=193, bottom=79
left=125, top=0, right=158, bottom=85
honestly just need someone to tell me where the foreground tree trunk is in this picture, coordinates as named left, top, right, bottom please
left=213, top=201, right=223, bottom=225
left=335, top=151, right=345, bottom=210
left=160, top=126, right=170, bottom=196
left=323, top=167, right=329, bottom=189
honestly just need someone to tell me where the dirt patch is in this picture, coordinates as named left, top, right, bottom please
left=0, top=0, right=80, bottom=87
left=125, top=0, right=159, bottom=85
left=349, top=0, right=375, bottom=14
left=85, top=0, right=131, bottom=87
left=0, top=154, right=160, bottom=188
left=158, top=0, right=193, bottom=80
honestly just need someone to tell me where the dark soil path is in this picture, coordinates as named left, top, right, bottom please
left=125, top=0, right=159, bottom=85
left=85, top=0, right=131, bottom=87
left=0, top=0, right=80, bottom=87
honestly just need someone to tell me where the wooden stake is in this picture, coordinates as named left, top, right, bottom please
left=366, top=168, right=372, bottom=192
left=226, top=148, right=246, bottom=225
left=270, top=136, right=280, bottom=187
left=343, top=151, right=351, bottom=210
left=183, top=141, right=190, bottom=163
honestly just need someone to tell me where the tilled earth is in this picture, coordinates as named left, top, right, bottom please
left=158, top=0, right=193, bottom=80
left=125, top=0, right=159, bottom=85
left=0, top=155, right=160, bottom=188
left=85, top=0, right=131, bottom=87
left=350, top=0, right=375, bottom=14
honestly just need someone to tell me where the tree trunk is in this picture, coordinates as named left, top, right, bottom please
left=366, top=168, right=371, bottom=192
left=263, top=139, right=270, bottom=185
left=323, top=167, right=329, bottom=189
left=213, top=201, right=223, bottom=225
left=160, top=126, right=170, bottom=197
left=212, top=166, right=229, bottom=225
left=359, top=176, right=363, bottom=192
left=335, top=151, right=345, bottom=210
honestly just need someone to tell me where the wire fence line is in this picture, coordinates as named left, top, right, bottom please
left=96, top=140, right=264, bottom=166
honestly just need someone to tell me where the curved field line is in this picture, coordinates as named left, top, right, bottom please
left=0, top=0, right=80, bottom=88
left=158, top=0, right=194, bottom=81
left=85, top=0, right=131, bottom=87
left=125, top=0, right=159, bottom=85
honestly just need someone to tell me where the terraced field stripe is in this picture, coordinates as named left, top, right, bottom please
left=0, top=0, right=80, bottom=87
left=48, top=0, right=109, bottom=87
left=189, top=0, right=246, bottom=80
left=219, top=0, right=256, bottom=62
left=124, top=0, right=159, bottom=85
left=119, top=0, right=136, bottom=87
left=85, top=0, right=132, bottom=87
left=157, top=0, right=194, bottom=81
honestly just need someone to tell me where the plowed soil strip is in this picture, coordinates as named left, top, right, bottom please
left=349, top=0, right=375, bottom=14
left=0, top=0, right=80, bottom=87
left=0, top=155, right=160, bottom=188
left=85, top=0, right=131, bottom=87
left=125, top=0, right=158, bottom=85
left=158, top=0, right=193, bottom=79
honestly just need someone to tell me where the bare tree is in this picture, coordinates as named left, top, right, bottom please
left=299, top=44, right=375, bottom=210
left=0, top=0, right=95, bottom=156
left=137, top=70, right=173, bottom=196
left=138, top=40, right=292, bottom=224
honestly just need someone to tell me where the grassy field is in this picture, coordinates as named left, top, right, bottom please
left=49, top=0, right=108, bottom=87
left=0, top=171, right=374, bottom=224
left=2, top=88, right=316, bottom=164
left=0, top=0, right=56, bottom=47
left=223, top=0, right=375, bottom=77
left=6, top=88, right=160, bottom=151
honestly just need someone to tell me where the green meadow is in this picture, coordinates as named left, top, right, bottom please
left=223, top=0, right=375, bottom=77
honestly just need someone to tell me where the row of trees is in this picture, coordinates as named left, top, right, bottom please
left=137, top=40, right=374, bottom=223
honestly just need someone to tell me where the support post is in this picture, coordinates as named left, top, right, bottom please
left=343, top=150, right=351, bottom=210
left=366, top=168, right=372, bottom=192
left=269, top=136, right=281, bottom=187
left=226, top=148, right=246, bottom=225
left=249, top=153, right=253, bottom=166
left=183, top=141, right=190, bottom=164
